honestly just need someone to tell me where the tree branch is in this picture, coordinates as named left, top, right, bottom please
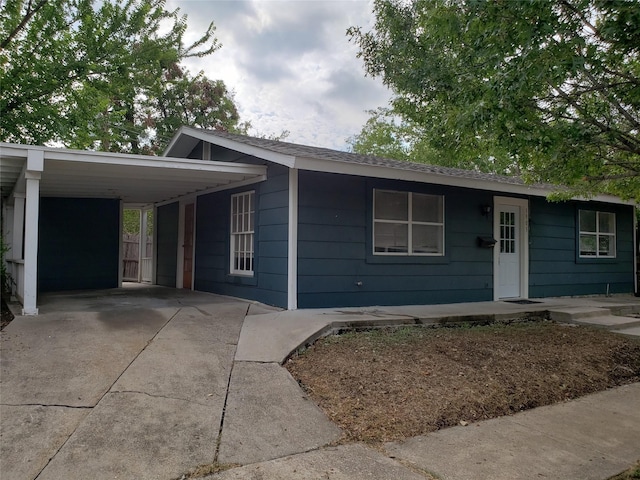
left=0, top=0, right=49, bottom=50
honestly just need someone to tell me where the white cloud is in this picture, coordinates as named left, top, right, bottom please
left=168, top=0, right=391, bottom=150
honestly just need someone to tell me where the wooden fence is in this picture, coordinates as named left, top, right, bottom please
left=123, top=233, right=153, bottom=282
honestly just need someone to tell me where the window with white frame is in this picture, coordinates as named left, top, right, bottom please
left=373, top=189, right=444, bottom=255
left=230, top=191, right=255, bottom=274
left=579, top=210, right=616, bottom=258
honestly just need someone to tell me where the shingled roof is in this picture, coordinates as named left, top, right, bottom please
left=195, top=128, right=553, bottom=191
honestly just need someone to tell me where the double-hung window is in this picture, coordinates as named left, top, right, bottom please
left=373, top=189, right=444, bottom=255
left=230, top=191, right=255, bottom=275
left=579, top=210, right=616, bottom=258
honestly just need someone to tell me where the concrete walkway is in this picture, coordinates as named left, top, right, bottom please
left=1, top=288, right=639, bottom=480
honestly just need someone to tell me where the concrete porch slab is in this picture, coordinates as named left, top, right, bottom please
left=612, top=325, right=640, bottom=337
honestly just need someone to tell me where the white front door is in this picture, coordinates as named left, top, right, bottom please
left=494, top=197, right=529, bottom=300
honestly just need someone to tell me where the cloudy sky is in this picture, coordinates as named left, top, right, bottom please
left=166, top=0, right=392, bottom=150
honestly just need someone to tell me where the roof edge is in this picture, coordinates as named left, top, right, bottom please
left=165, top=127, right=297, bottom=168
left=294, top=156, right=634, bottom=206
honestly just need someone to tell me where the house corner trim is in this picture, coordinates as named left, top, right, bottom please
left=287, top=168, right=298, bottom=310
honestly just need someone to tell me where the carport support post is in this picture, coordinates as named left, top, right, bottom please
left=11, top=195, right=25, bottom=261
left=22, top=150, right=43, bottom=315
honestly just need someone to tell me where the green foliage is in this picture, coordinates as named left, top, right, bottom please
left=0, top=0, right=241, bottom=153
left=347, top=107, right=519, bottom=174
left=122, top=209, right=140, bottom=235
left=348, top=0, right=640, bottom=200
left=122, top=209, right=153, bottom=235
left=140, top=65, right=240, bottom=153
left=0, top=233, right=11, bottom=296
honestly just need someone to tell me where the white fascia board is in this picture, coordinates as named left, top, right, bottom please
left=170, top=127, right=297, bottom=168
left=294, top=156, right=634, bottom=206
left=44, top=149, right=266, bottom=175
left=1, top=142, right=266, bottom=176
left=0, top=143, right=31, bottom=159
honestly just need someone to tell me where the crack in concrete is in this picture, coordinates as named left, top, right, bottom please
left=0, top=403, right=93, bottom=409
left=213, top=303, right=249, bottom=463
left=175, top=299, right=211, bottom=317
left=108, top=389, right=216, bottom=407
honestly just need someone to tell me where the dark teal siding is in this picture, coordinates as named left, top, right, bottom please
left=296, top=172, right=495, bottom=308
left=297, top=172, right=634, bottom=308
left=529, top=199, right=634, bottom=297
left=194, top=164, right=289, bottom=307
left=38, top=198, right=119, bottom=292
left=156, top=202, right=179, bottom=287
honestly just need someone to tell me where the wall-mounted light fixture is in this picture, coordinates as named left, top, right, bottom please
left=481, top=205, right=492, bottom=217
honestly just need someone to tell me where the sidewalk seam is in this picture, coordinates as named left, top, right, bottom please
left=213, top=303, right=250, bottom=463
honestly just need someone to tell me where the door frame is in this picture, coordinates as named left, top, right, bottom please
left=177, top=197, right=196, bottom=290
left=493, top=196, right=529, bottom=301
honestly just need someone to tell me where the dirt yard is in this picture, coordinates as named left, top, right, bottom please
left=286, top=321, right=640, bottom=443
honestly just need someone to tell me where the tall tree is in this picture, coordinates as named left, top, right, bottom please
left=1, top=0, right=240, bottom=153
left=348, top=107, right=519, bottom=174
left=138, top=64, right=241, bottom=154
left=348, top=0, right=640, bottom=200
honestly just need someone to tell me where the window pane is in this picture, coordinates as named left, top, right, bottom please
left=599, top=212, right=614, bottom=233
left=412, top=224, right=443, bottom=254
left=230, top=192, right=255, bottom=273
left=375, top=191, right=408, bottom=221
left=598, top=235, right=613, bottom=256
left=580, top=234, right=597, bottom=256
left=580, top=210, right=596, bottom=233
left=374, top=222, right=408, bottom=253
left=413, top=194, right=443, bottom=223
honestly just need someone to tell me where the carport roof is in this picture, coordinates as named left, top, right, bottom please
left=0, top=143, right=266, bottom=204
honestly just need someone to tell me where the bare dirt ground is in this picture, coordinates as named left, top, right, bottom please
left=286, top=321, right=640, bottom=443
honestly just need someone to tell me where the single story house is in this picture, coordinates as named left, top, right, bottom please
left=1, top=126, right=636, bottom=314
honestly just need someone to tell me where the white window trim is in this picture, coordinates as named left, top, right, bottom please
left=579, top=210, right=616, bottom=258
left=230, top=190, right=255, bottom=276
left=373, top=189, right=445, bottom=256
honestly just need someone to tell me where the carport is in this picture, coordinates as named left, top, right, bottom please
left=0, top=143, right=267, bottom=314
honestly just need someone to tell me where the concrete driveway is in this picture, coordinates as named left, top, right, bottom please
left=3, top=288, right=639, bottom=480
left=1, top=286, right=252, bottom=480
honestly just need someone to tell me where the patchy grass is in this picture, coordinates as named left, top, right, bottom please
left=171, top=462, right=240, bottom=480
left=609, top=462, right=640, bottom=480
left=286, top=321, right=640, bottom=443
